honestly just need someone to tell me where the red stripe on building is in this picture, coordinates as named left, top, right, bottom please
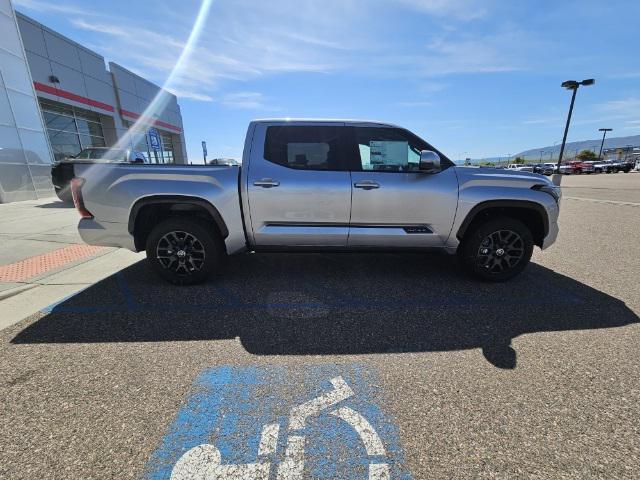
left=119, top=108, right=182, bottom=133
left=33, top=82, right=115, bottom=112
left=119, top=108, right=140, bottom=119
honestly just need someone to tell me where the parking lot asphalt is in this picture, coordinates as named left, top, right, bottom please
left=0, top=174, right=639, bottom=479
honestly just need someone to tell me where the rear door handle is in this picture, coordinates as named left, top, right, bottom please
left=354, top=181, right=380, bottom=190
left=253, top=178, right=280, bottom=188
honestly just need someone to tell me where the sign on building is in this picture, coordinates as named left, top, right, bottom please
left=148, top=128, right=162, bottom=151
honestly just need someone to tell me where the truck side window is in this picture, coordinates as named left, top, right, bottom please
left=353, top=127, right=428, bottom=172
left=264, top=126, right=347, bottom=171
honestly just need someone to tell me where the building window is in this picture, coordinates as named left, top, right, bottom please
left=160, top=132, right=174, bottom=164
left=122, top=120, right=176, bottom=164
left=40, top=99, right=106, bottom=162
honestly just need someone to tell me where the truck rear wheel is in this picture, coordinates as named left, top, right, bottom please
left=55, top=186, right=73, bottom=203
left=460, top=217, right=534, bottom=282
left=145, top=217, right=222, bottom=285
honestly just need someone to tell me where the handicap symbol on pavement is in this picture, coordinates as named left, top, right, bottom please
left=143, top=365, right=413, bottom=479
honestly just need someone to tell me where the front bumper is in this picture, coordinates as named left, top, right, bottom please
left=541, top=219, right=559, bottom=249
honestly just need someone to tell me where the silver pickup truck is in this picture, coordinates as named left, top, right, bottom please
left=72, top=119, right=560, bottom=284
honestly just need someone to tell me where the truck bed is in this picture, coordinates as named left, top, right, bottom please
left=73, top=162, right=247, bottom=254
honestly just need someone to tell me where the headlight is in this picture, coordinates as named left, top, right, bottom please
left=532, top=184, right=561, bottom=203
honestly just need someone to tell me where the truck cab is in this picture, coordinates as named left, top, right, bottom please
left=243, top=121, right=458, bottom=249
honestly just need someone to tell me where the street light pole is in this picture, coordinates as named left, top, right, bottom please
left=554, top=79, right=595, bottom=184
left=597, top=128, right=612, bottom=160
left=557, top=86, right=578, bottom=170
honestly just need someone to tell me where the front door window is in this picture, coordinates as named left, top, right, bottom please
left=354, top=127, right=426, bottom=172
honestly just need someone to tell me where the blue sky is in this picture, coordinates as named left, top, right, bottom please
left=14, top=0, right=640, bottom=162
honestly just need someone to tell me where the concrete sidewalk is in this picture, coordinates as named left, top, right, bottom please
left=0, top=198, right=141, bottom=330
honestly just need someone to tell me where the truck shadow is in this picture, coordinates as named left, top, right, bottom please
left=11, top=253, right=639, bottom=369
left=35, top=200, right=74, bottom=208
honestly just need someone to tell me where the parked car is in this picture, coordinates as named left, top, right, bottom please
left=606, top=160, right=634, bottom=173
left=559, top=161, right=594, bottom=174
left=72, top=119, right=561, bottom=283
left=506, top=163, right=534, bottom=172
left=544, top=162, right=558, bottom=173
left=558, top=164, right=575, bottom=174
left=592, top=160, right=608, bottom=173
left=576, top=161, right=595, bottom=174
left=209, top=158, right=239, bottom=166
left=532, top=163, right=554, bottom=175
left=51, top=147, right=147, bottom=202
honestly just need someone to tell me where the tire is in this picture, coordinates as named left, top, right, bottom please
left=460, top=217, right=534, bottom=282
left=55, top=187, right=73, bottom=203
left=145, top=217, right=222, bottom=285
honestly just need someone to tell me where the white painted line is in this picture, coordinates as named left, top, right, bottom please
left=170, top=443, right=271, bottom=480
left=330, top=406, right=386, bottom=456
left=564, top=196, right=640, bottom=207
left=170, top=444, right=220, bottom=480
left=258, top=423, right=280, bottom=456
left=288, top=376, right=353, bottom=431
left=276, top=435, right=305, bottom=480
left=368, top=463, right=391, bottom=480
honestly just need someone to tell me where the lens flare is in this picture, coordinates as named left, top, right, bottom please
left=85, top=0, right=214, bottom=175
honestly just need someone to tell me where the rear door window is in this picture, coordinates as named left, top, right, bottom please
left=264, top=126, right=350, bottom=171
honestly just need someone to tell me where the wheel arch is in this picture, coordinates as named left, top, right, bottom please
left=456, top=200, right=549, bottom=248
left=129, top=195, right=229, bottom=252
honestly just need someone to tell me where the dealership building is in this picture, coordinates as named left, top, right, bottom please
left=0, top=1, right=188, bottom=203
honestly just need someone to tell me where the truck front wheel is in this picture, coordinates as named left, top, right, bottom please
left=460, top=217, right=534, bottom=282
left=145, top=217, right=222, bottom=285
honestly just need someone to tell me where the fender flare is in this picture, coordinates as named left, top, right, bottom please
left=128, top=195, right=229, bottom=238
left=456, top=200, right=549, bottom=240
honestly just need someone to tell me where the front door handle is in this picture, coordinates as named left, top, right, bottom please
left=253, top=178, right=280, bottom=188
left=354, top=181, right=380, bottom=190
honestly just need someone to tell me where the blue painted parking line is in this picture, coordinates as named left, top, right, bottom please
left=143, top=364, right=413, bottom=479
left=115, top=272, right=137, bottom=309
left=44, top=294, right=582, bottom=314
left=40, top=269, right=585, bottom=315
left=39, top=285, right=92, bottom=314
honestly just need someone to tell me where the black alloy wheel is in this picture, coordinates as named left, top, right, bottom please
left=461, top=216, right=534, bottom=282
left=146, top=217, right=221, bottom=285
left=476, top=229, right=524, bottom=274
left=156, top=230, right=206, bottom=276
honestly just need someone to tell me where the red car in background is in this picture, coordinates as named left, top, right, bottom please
left=559, top=161, right=595, bottom=174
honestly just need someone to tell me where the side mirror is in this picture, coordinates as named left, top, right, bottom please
left=419, top=150, right=441, bottom=174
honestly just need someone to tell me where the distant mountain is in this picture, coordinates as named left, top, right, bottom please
left=464, top=134, right=640, bottom=165
left=514, top=134, right=640, bottom=162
